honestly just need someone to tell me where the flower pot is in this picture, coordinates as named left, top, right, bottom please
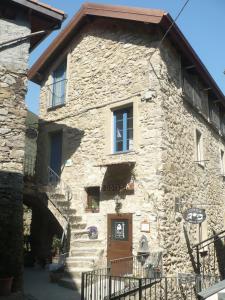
left=0, top=277, right=13, bottom=296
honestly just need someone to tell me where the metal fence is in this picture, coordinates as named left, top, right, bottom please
left=192, top=229, right=225, bottom=279
left=109, top=254, right=162, bottom=278
left=81, top=267, right=220, bottom=300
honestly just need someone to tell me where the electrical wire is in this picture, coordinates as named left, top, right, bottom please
left=148, top=0, right=191, bottom=64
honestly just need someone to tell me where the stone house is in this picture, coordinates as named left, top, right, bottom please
left=0, top=0, right=65, bottom=292
left=28, top=3, right=225, bottom=290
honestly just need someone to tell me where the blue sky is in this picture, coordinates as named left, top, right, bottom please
left=26, top=0, right=225, bottom=114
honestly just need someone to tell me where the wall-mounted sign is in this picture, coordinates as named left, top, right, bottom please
left=183, top=208, right=206, bottom=224
left=140, top=220, right=150, bottom=232
left=102, top=182, right=134, bottom=192
left=65, top=159, right=73, bottom=167
left=87, top=226, right=98, bottom=239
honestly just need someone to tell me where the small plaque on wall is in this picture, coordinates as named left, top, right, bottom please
left=65, top=159, right=73, bottom=167
left=141, top=220, right=150, bottom=232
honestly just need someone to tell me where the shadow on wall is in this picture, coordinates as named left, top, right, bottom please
left=36, top=120, right=85, bottom=185
left=184, top=226, right=225, bottom=279
left=101, top=163, right=135, bottom=201
left=23, top=193, right=63, bottom=268
left=0, top=170, right=24, bottom=292
left=212, top=229, right=225, bottom=280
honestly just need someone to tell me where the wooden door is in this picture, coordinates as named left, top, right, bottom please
left=107, top=213, right=133, bottom=276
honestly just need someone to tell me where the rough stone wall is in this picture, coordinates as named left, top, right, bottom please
left=0, top=13, right=30, bottom=291
left=158, top=40, right=225, bottom=275
left=37, top=17, right=225, bottom=278
left=38, top=19, right=165, bottom=258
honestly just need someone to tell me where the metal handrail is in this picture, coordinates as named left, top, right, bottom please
left=48, top=166, right=73, bottom=201
left=192, top=229, right=225, bottom=249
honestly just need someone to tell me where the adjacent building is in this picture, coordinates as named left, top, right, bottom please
left=28, top=3, right=225, bottom=291
left=0, top=0, right=65, bottom=292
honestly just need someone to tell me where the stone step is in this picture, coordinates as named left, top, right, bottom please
left=71, top=229, right=89, bottom=239
left=58, top=277, right=81, bottom=291
left=69, top=216, right=82, bottom=223
left=66, top=259, right=94, bottom=269
left=66, top=256, right=97, bottom=262
left=70, top=239, right=103, bottom=248
left=56, top=200, right=71, bottom=208
left=71, top=222, right=86, bottom=230
left=62, top=208, right=77, bottom=215
left=49, top=193, right=66, bottom=200
left=70, top=248, right=102, bottom=257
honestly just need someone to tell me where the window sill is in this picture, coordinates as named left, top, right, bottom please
left=108, top=150, right=136, bottom=156
left=47, top=103, right=65, bottom=111
left=85, top=208, right=99, bottom=213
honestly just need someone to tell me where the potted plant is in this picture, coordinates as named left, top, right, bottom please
left=51, top=235, right=61, bottom=263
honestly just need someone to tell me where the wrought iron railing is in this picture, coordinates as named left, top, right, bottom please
left=192, top=229, right=225, bottom=279
left=48, top=166, right=73, bottom=201
left=109, top=253, right=162, bottom=278
left=23, top=154, right=36, bottom=177
left=81, top=267, right=220, bottom=300
left=47, top=79, right=67, bottom=109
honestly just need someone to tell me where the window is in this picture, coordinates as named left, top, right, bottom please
left=85, top=187, right=100, bottom=213
left=49, top=61, right=67, bottom=108
left=196, top=129, right=203, bottom=165
left=221, top=150, right=225, bottom=175
left=113, top=106, right=133, bottom=153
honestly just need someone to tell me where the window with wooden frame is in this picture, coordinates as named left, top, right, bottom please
left=85, top=187, right=100, bottom=213
left=113, top=106, right=133, bottom=153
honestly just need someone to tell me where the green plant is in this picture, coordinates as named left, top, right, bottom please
left=52, top=235, right=61, bottom=254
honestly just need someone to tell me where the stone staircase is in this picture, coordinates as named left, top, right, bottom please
left=45, top=170, right=103, bottom=291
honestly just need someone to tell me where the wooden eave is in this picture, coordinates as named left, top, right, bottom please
left=2, top=0, right=66, bottom=51
left=28, top=2, right=225, bottom=103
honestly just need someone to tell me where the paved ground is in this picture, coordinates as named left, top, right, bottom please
left=24, top=268, right=81, bottom=300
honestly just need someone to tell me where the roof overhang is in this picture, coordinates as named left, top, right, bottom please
left=28, top=2, right=224, bottom=103
left=1, top=0, right=66, bottom=51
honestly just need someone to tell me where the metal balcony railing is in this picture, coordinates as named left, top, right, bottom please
left=46, top=79, right=67, bottom=109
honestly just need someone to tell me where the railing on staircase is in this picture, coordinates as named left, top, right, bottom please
left=48, top=166, right=73, bottom=201
left=192, top=229, right=225, bottom=280
left=47, top=166, right=74, bottom=253
left=81, top=266, right=219, bottom=300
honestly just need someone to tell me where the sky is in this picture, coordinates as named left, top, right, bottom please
left=26, top=0, right=225, bottom=114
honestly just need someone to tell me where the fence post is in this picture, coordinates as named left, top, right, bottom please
left=109, top=275, right=112, bottom=299
left=81, top=272, right=85, bottom=300
left=138, top=278, right=142, bottom=300
left=165, top=277, right=168, bottom=300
